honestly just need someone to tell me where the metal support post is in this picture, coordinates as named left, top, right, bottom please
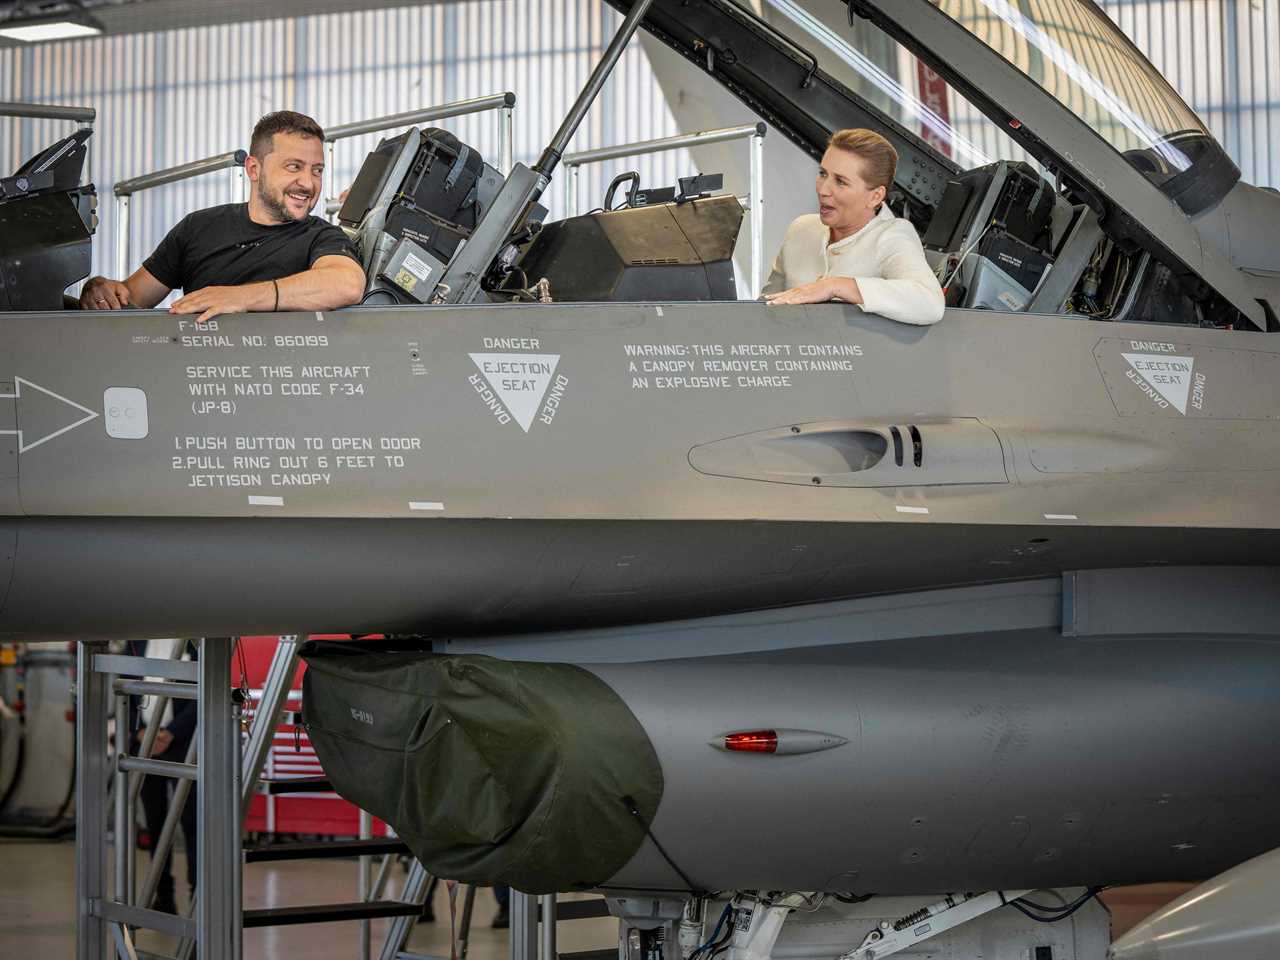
left=327, top=140, right=338, bottom=221
left=749, top=131, right=765, bottom=297
left=109, top=922, right=140, bottom=960
left=81, top=122, right=94, bottom=188
left=359, top=808, right=373, bottom=960
left=114, top=196, right=130, bottom=280
left=458, top=884, right=478, bottom=960
left=138, top=736, right=197, bottom=910
left=369, top=837, right=397, bottom=901
left=510, top=891, right=538, bottom=960
left=565, top=164, right=581, bottom=220
left=175, top=634, right=302, bottom=960
left=499, top=104, right=515, bottom=176
left=539, top=895, right=557, bottom=960
left=377, top=859, right=432, bottom=960
left=196, top=639, right=242, bottom=960
left=81, top=638, right=317, bottom=959
left=114, top=684, right=131, bottom=906
left=77, top=642, right=111, bottom=960
left=129, top=640, right=185, bottom=809
left=240, top=635, right=303, bottom=816
left=126, top=641, right=187, bottom=910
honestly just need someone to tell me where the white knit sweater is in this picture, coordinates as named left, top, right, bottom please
left=761, top=207, right=946, bottom=326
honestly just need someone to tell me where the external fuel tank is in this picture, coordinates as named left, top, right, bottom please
left=302, top=628, right=1280, bottom=896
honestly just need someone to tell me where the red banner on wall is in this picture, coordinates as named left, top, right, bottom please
left=916, top=63, right=953, bottom=158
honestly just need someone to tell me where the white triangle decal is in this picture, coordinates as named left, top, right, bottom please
left=1122, top=352, right=1194, bottom=415
left=469, top=353, right=561, bottom=432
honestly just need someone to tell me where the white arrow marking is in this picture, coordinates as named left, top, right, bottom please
left=0, top=376, right=100, bottom=453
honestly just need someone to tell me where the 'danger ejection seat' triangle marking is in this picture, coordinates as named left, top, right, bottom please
left=469, top=353, right=561, bottom=432
left=1122, top=352, right=1195, bottom=414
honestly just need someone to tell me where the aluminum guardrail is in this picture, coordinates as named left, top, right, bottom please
left=0, top=100, right=96, bottom=124
left=112, top=150, right=248, bottom=278
left=563, top=122, right=767, bottom=296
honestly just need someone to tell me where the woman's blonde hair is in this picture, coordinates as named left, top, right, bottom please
left=828, top=128, right=898, bottom=190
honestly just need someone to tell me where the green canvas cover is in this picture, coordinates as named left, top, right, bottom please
left=299, top=642, right=663, bottom=894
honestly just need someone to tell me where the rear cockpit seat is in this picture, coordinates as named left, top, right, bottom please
left=337, top=126, right=503, bottom=304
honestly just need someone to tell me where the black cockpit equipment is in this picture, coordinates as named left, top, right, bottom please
left=0, top=129, right=98, bottom=311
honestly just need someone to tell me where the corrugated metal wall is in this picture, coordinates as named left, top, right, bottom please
left=1100, top=0, right=1279, bottom=189
left=0, top=0, right=690, bottom=284
left=0, top=0, right=1276, bottom=288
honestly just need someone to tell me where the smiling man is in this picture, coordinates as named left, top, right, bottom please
left=80, top=111, right=365, bottom=322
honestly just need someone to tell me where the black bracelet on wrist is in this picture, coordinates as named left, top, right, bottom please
left=271, top=279, right=279, bottom=311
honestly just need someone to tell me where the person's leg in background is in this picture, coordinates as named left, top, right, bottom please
left=139, top=773, right=179, bottom=914
left=492, top=883, right=509, bottom=928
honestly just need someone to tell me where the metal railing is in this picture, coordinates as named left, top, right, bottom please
left=563, top=122, right=767, bottom=296
left=1, top=100, right=96, bottom=184
left=0, top=100, right=95, bottom=123
left=321, top=91, right=516, bottom=219
left=108, top=93, right=515, bottom=278
left=113, top=149, right=248, bottom=279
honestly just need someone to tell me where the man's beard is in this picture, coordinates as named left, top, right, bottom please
left=257, top=180, right=309, bottom=223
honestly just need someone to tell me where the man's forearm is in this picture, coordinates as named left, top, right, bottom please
left=223, top=280, right=277, bottom=312
left=172, top=261, right=365, bottom=322
left=277, top=263, right=365, bottom=310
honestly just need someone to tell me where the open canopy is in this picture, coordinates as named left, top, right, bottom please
left=609, top=0, right=1265, bottom=329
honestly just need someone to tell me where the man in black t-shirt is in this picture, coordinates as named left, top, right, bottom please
left=80, top=111, right=365, bottom=321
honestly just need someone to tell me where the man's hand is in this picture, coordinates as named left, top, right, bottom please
left=764, top=276, right=861, bottom=306
left=80, top=276, right=133, bottom=310
left=150, top=729, right=175, bottom=756
left=134, top=726, right=175, bottom=756
left=170, top=283, right=268, bottom=323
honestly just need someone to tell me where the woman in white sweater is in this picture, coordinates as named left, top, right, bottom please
left=762, top=128, right=945, bottom=326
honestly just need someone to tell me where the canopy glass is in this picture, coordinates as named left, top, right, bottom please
left=927, top=0, right=1213, bottom=178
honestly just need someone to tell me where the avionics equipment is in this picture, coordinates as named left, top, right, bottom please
left=925, top=160, right=1063, bottom=312
left=339, top=126, right=504, bottom=304
left=0, top=129, right=97, bottom=311
left=516, top=181, right=744, bottom=302
left=601, top=170, right=724, bottom=210
left=429, top=0, right=658, bottom=304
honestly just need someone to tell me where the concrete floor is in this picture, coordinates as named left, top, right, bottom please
left=0, top=836, right=1191, bottom=958
left=0, top=836, right=619, bottom=959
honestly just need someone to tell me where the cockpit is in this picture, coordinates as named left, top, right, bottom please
left=2, top=0, right=1273, bottom=332
left=335, top=124, right=746, bottom=307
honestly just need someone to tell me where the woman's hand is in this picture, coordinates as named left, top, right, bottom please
left=764, top=276, right=861, bottom=306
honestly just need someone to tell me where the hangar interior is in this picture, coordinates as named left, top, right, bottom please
left=2, top=0, right=1280, bottom=958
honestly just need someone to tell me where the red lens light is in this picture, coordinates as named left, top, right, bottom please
left=724, top=730, right=778, bottom=753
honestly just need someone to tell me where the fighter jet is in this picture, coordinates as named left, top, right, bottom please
left=3, top=1, right=1280, bottom=958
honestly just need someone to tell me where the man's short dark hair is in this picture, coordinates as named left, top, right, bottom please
left=250, top=111, right=325, bottom=159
